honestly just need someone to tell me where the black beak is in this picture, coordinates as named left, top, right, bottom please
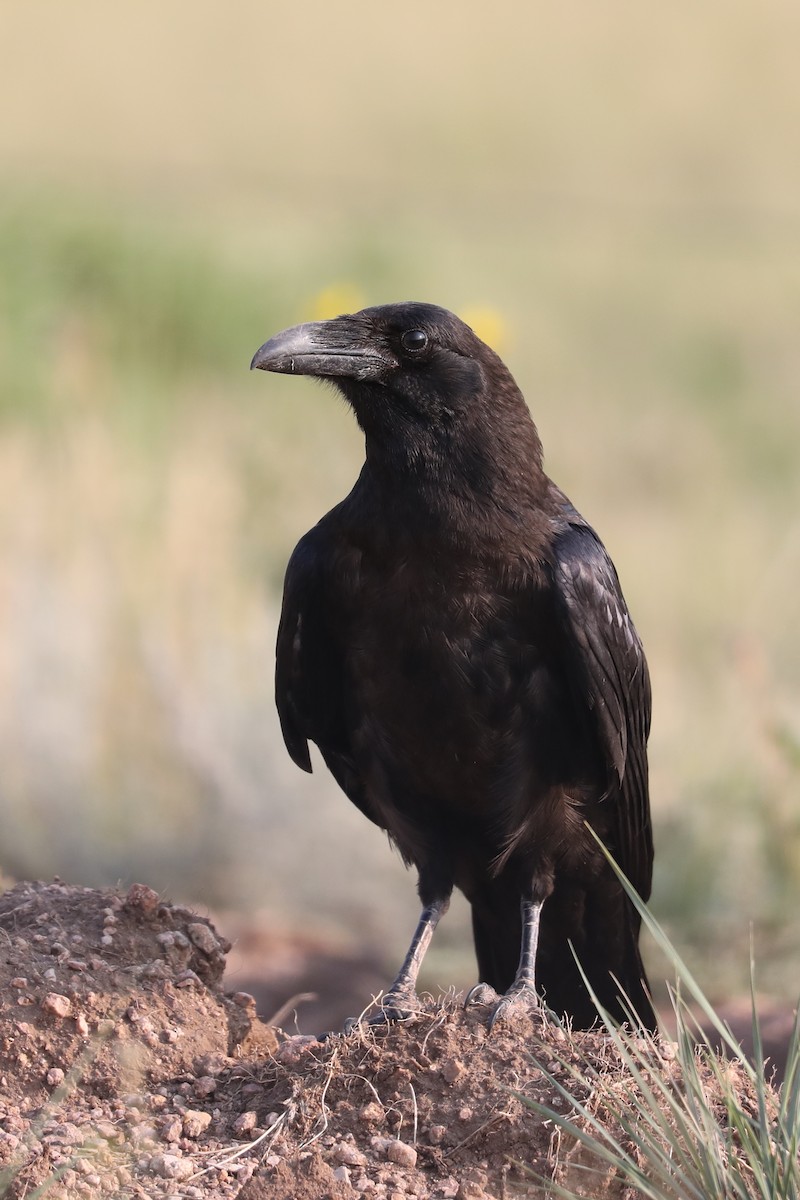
left=250, top=316, right=391, bottom=381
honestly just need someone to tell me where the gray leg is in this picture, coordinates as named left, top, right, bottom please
left=508, top=896, right=543, bottom=991
left=465, top=898, right=546, bottom=1029
left=378, top=896, right=450, bottom=1019
left=346, top=896, right=450, bottom=1030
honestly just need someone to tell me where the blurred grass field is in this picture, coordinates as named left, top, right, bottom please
left=0, top=0, right=798, bottom=1003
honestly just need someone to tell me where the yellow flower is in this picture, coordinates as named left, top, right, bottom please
left=460, top=306, right=509, bottom=354
left=308, top=284, right=366, bottom=322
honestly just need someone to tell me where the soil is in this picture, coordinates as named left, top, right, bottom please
left=0, top=880, right=785, bottom=1200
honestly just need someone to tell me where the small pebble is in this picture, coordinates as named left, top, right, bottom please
left=333, top=1165, right=351, bottom=1184
left=442, top=1058, right=465, bottom=1085
left=186, top=922, right=218, bottom=955
left=196, top=1051, right=228, bottom=1076
left=175, top=969, right=202, bottom=988
left=387, top=1140, right=417, bottom=1168
left=457, top=1183, right=486, bottom=1200
left=125, top=883, right=160, bottom=915
left=46, top=1068, right=65, bottom=1088
left=159, top=1116, right=182, bottom=1143
left=335, top=1143, right=367, bottom=1167
left=42, top=993, right=72, bottom=1019
left=149, top=1152, right=193, bottom=1180
left=96, top=1121, right=122, bottom=1142
left=233, top=1110, right=258, bottom=1136
left=231, top=991, right=257, bottom=1010
left=427, top=1124, right=447, bottom=1145
left=182, top=1109, right=212, bottom=1138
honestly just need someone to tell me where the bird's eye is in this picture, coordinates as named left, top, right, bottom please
left=400, top=329, right=428, bottom=353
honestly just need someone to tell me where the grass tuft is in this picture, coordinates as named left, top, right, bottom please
left=520, top=852, right=799, bottom=1198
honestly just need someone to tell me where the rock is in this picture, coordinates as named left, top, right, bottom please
left=386, top=1140, right=417, bottom=1168
left=231, top=991, right=257, bottom=1010
left=42, top=993, right=72, bottom=1019
left=334, top=1143, right=367, bottom=1167
left=233, top=1110, right=258, bottom=1137
left=149, top=1152, right=193, bottom=1180
left=182, top=1109, right=212, bottom=1139
left=196, top=1052, right=228, bottom=1076
left=124, top=883, right=160, bottom=915
left=159, top=1116, right=182, bottom=1143
left=457, top=1182, right=487, bottom=1199
left=442, top=1058, right=465, bottom=1085
left=187, top=923, right=218, bottom=955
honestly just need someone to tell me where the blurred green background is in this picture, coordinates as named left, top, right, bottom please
left=0, top=0, right=798, bottom=1004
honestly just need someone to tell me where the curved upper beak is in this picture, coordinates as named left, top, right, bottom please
left=250, top=316, right=390, bottom=381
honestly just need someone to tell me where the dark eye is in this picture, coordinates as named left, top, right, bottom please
left=400, top=329, right=428, bottom=353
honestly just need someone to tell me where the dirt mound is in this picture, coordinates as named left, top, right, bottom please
left=0, top=880, right=781, bottom=1199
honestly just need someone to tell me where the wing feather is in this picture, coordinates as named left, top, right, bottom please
left=275, top=524, right=377, bottom=823
left=551, top=520, right=653, bottom=900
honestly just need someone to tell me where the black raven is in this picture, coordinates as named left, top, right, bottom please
left=251, top=302, right=656, bottom=1031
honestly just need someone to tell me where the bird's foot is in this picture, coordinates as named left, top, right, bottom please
left=463, top=982, right=501, bottom=1010
left=465, top=981, right=546, bottom=1031
left=343, top=987, right=422, bottom=1034
left=487, top=981, right=542, bottom=1030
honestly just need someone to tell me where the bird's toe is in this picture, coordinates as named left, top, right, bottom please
left=343, top=989, right=421, bottom=1033
left=486, top=983, right=542, bottom=1032
left=375, top=988, right=422, bottom=1023
left=463, top=982, right=502, bottom=1009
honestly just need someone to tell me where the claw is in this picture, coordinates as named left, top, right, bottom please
left=464, top=982, right=501, bottom=1009
left=487, top=982, right=542, bottom=1031
left=343, top=988, right=422, bottom=1033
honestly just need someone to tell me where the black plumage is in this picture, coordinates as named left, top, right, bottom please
left=251, top=302, right=656, bottom=1031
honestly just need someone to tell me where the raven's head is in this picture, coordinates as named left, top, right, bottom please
left=253, top=303, right=523, bottom=425
left=252, top=302, right=543, bottom=496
